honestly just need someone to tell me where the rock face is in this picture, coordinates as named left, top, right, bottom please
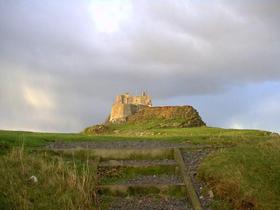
left=126, top=106, right=206, bottom=127
left=109, top=92, right=152, bottom=123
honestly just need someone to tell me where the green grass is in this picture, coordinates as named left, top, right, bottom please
left=198, top=138, right=280, bottom=210
left=0, top=130, right=136, bottom=147
left=84, top=124, right=272, bottom=145
left=1, top=126, right=271, bottom=155
left=0, top=147, right=98, bottom=210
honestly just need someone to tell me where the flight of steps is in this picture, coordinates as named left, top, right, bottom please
left=96, top=148, right=201, bottom=210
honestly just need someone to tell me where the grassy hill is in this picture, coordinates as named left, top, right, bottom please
left=0, top=127, right=279, bottom=209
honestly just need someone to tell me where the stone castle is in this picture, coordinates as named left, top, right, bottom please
left=109, top=92, right=152, bottom=122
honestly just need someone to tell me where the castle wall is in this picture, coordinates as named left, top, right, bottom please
left=110, top=103, right=125, bottom=122
left=113, top=94, right=152, bottom=106
left=128, top=95, right=152, bottom=106
left=109, top=93, right=152, bottom=123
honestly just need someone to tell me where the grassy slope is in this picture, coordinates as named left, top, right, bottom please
left=0, top=148, right=98, bottom=210
left=198, top=138, right=280, bottom=210
left=0, top=127, right=279, bottom=209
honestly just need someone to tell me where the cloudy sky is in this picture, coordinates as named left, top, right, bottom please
left=0, top=0, right=279, bottom=133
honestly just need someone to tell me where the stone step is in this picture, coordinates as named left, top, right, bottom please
left=98, top=159, right=177, bottom=167
left=98, top=195, right=191, bottom=210
left=98, top=183, right=186, bottom=197
left=99, top=174, right=184, bottom=192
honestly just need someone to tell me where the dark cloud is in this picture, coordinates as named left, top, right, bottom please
left=0, top=0, right=279, bottom=132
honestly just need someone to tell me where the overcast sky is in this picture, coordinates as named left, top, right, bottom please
left=0, top=0, right=279, bottom=133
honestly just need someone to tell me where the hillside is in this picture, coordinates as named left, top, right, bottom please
left=85, top=105, right=205, bottom=135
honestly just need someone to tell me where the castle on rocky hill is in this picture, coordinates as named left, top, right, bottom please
left=109, top=92, right=152, bottom=123
left=106, top=92, right=205, bottom=128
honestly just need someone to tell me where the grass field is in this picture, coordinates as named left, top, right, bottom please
left=0, top=127, right=279, bottom=209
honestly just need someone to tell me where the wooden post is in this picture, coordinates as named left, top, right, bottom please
left=174, top=148, right=203, bottom=210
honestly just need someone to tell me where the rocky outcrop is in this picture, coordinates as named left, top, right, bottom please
left=125, top=106, right=205, bottom=128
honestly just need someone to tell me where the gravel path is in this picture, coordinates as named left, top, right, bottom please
left=102, top=196, right=192, bottom=210
left=47, top=141, right=195, bottom=149
left=99, top=159, right=177, bottom=167
left=182, top=149, right=216, bottom=210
